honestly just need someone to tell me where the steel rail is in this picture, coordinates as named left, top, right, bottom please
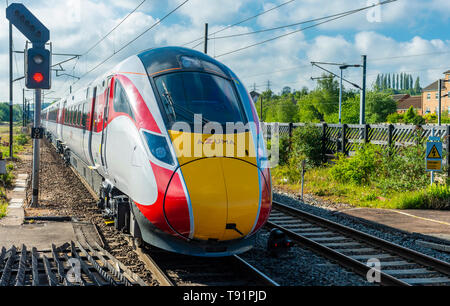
left=269, top=201, right=450, bottom=286
left=233, top=255, right=280, bottom=286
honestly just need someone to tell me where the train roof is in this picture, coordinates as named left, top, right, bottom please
left=137, top=46, right=232, bottom=78
left=43, top=47, right=234, bottom=112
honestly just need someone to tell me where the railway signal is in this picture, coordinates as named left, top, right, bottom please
left=25, top=47, right=51, bottom=89
left=6, top=3, right=51, bottom=207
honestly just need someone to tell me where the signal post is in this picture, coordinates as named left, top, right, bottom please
left=7, top=3, right=51, bottom=207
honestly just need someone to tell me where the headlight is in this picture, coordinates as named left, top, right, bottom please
left=143, top=131, right=175, bottom=166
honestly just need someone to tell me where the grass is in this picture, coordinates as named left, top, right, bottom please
left=0, top=124, right=31, bottom=219
left=272, top=166, right=450, bottom=210
left=0, top=201, right=7, bottom=219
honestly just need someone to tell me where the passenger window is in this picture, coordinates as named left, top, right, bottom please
left=81, top=103, right=86, bottom=128
left=113, top=82, right=135, bottom=120
left=78, top=106, right=81, bottom=126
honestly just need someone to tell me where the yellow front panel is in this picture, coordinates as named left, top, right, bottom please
left=221, top=158, right=260, bottom=240
left=171, top=130, right=261, bottom=241
left=169, top=131, right=257, bottom=166
left=181, top=158, right=228, bottom=240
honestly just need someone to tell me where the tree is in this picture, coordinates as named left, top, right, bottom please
left=414, top=77, right=421, bottom=94
left=282, top=86, right=292, bottom=95
left=365, top=91, right=397, bottom=123
left=277, top=96, right=298, bottom=122
left=309, top=75, right=339, bottom=117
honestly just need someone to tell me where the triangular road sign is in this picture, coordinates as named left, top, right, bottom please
left=427, top=144, right=441, bottom=159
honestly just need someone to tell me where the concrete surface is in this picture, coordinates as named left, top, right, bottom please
left=1, top=173, right=28, bottom=227
left=0, top=222, right=76, bottom=250
left=340, top=207, right=450, bottom=241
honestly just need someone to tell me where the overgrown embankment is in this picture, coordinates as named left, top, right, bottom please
left=271, top=124, right=449, bottom=209
left=0, top=124, right=31, bottom=219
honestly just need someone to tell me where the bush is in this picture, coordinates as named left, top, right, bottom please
left=15, top=134, right=29, bottom=146
left=0, top=163, right=14, bottom=187
left=291, top=124, right=322, bottom=167
left=276, top=135, right=291, bottom=166
left=330, top=145, right=377, bottom=185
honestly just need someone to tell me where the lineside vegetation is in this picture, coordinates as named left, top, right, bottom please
left=272, top=125, right=449, bottom=209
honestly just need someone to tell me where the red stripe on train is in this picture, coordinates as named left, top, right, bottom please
left=134, top=162, right=190, bottom=239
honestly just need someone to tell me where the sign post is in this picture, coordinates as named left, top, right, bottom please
left=426, top=131, right=443, bottom=185
left=6, top=3, right=51, bottom=207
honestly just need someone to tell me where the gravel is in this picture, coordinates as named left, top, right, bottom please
left=240, top=228, right=374, bottom=286
left=16, top=140, right=449, bottom=286
left=19, top=140, right=157, bottom=285
left=273, top=188, right=450, bottom=264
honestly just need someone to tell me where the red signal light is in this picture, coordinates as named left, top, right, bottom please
left=33, top=72, right=44, bottom=83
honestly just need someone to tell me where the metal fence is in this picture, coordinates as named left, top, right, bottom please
left=262, top=122, right=450, bottom=170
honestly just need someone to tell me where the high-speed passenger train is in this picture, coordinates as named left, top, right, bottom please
left=42, top=47, right=272, bottom=256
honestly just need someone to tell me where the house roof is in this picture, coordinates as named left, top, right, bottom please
left=391, top=94, right=409, bottom=102
left=444, top=70, right=450, bottom=75
left=423, top=80, right=446, bottom=92
left=397, top=95, right=422, bottom=110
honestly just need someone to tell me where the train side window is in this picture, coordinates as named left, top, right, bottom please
left=75, top=105, right=79, bottom=126
left=113, top=81, right=135, bottom=120
left=82, top=103, right=87, bottom=128
left=78, top=105, right=82, bottom=126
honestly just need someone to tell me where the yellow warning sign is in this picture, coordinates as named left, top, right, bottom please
left=427, top=145, right=442, bottom=159
left=427, top=160, right=442, bottom=171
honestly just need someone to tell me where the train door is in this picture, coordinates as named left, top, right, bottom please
left=100, top=78, right=113, bottom=173
left=87, top=86, right=97, bottom=167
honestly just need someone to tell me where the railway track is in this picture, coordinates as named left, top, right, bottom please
left=267, top=201, right=450, bottom=286
left=135, top=246, right=279, bottom=286
left=0, top=241, right=146, bottom=286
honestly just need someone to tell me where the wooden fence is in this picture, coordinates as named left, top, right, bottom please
left=262, top=123, right=450, bottom=173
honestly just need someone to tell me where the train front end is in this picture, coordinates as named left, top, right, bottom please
left=132, top=47, right=271, bottom=256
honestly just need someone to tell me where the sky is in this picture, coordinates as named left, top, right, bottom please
left=1, top=0, right=449, bottom=105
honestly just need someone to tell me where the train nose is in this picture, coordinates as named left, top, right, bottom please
left=165, top=157, right=261, bottom=241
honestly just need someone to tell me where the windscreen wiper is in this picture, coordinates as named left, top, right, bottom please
left=161, top=81, right=211, bottom=125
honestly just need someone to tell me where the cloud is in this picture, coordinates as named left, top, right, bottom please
left=0, top=0, right=448, bottom=103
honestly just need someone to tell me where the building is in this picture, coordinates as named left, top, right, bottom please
left=393, top=94, right=422, bottom=115
left=422, top=70, right=450, bottom=115
left=397, top=95, right=422, bottom=115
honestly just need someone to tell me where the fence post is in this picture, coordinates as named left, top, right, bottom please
left=322, top=123, right=327, bottom=163
left=288, top=122, right=293, bottom=153
left=388, top=124, right=394, bottom=156
left=447, top=125, right=450, bottom=178
left=342, top=124, right=348, bottom=156
left=364, top=124, right=369, bottom=144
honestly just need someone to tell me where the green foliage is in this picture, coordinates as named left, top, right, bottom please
left=0, top=165, right=15, bottom=187
left=391, top=184, right=450, bottom=210
left=271, top=124, right=323, bottom=183
left=0, top=202, right=7, bottom=219
left=330, top=141, right=428, bottom=193
left=365, top=91, right=397, bottom=123
left=291, top=124, right=323, bottom=167
left=330, top=145, right=377, bottom=185
left=268, top=135, right=290, bottom=166
left=15, top=134, right=29, bottom=146
left=0, top=103, right=24, bottom=122
left=386, top=112, right=404, bottom=123
left=374, top=73, right=421, bottom=95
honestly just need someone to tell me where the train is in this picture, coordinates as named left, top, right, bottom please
left=41, top=46, right=272, bottom=257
